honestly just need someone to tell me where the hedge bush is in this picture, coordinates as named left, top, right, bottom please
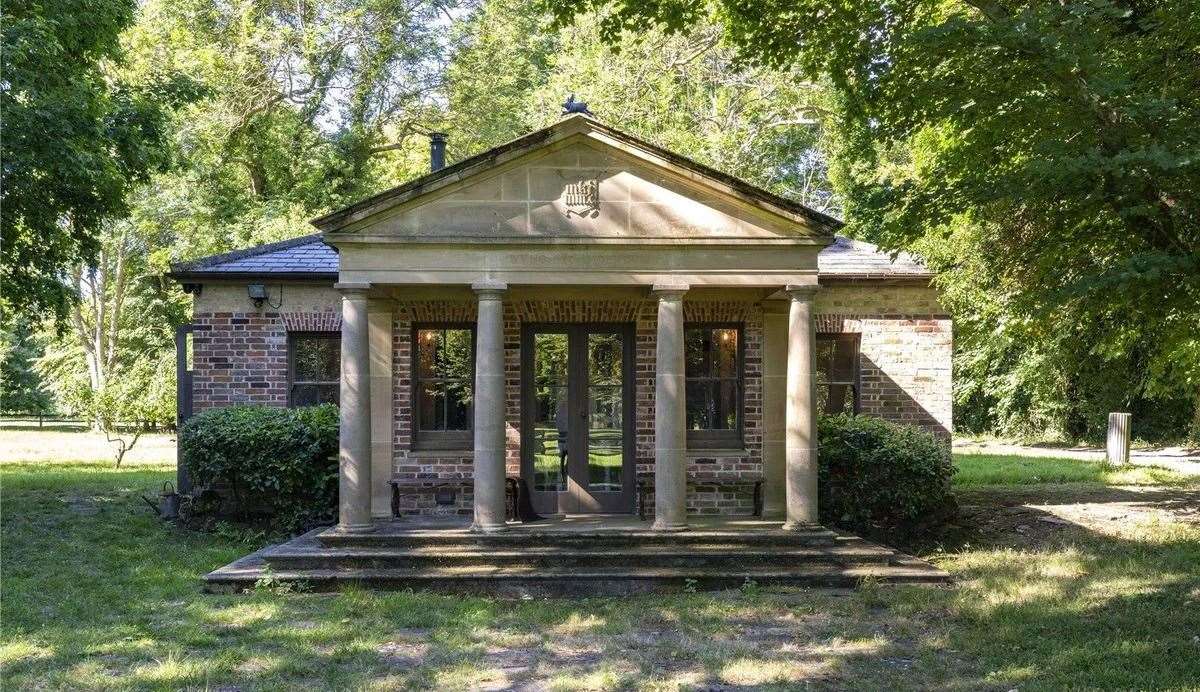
left=180, top=404, right=338, bottom=530
left=818, top=414, right=956, bottom=537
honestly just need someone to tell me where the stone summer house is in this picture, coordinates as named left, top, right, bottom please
left=174, top=114, right=952, bottom=592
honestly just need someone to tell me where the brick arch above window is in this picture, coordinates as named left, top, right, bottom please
left=815, top=315, right=864, bottom=334
left=282, top=312, right=341, bottom=332
left=402, top=302, right=477, bottom=322
left=682, top=301, right=755, bottom=322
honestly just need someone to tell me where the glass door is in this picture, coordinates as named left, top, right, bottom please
left=522, top=324, right=634, bottom=514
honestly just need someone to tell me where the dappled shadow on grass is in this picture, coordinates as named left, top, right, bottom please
left=905, top=484, right=1200, bottom=688
left=2, top=463, right=1198, bottom=690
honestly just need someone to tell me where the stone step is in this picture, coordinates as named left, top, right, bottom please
left=202, top=524, right=951, bottom=597
left=203, top=561, right=951, bottom=597
left=262, top=544, right=899, bottom=571
left=317, top=527, right=843, bottom=550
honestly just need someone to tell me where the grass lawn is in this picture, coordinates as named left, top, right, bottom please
left=952, top=451, right=1194, bottom=487
left=2, top=433, right=1198, bottom=689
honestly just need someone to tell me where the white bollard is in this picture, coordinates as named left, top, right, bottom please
left=1106, top=412, right=1131, bottom=466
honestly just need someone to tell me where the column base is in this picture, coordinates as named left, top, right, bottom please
left=651, top=518, right=689, bottom=532
left=781, top=519, right=819, bottom=531
left=470, top=521, right=508, bottom=534
left=337, top=521, right=378, bottom=534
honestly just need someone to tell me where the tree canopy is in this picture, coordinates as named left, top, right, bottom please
left=1, top=0, right=189, bottom=320
left=546, top=0, right=1200, bottom=438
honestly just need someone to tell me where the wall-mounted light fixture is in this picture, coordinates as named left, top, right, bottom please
left=247, top=283, right=269, bottom=308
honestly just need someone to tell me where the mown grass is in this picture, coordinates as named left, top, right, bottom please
left=2, top=451, right=1198, bottom=689
left=953, top=452, right=1192, bottom=487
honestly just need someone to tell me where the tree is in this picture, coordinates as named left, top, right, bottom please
left=447, top=2, right=838, bottom=213
left=37, top=217, right=182, bottom=464
left=122, top=0, right=465, bottom=264
left=0, top=320, right=52, bottom=416
left=0, top=0, right=184, bottom=321
left=547, top=0, right=1200, bottom=440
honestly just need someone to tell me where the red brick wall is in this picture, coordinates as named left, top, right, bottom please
left=189, top=283, right=952, bottom=516
left=814, top=283, right=953, bottom=441
left=191, top=311, right=339, bottom=410
left=390, top=303, right=477, bottom=514
left=387, top=298, right=765, bottom=515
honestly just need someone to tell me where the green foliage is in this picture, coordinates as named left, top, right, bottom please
left=0, top=320, right=52, bottom=415
left=91, top=351, right=176, bottom=430
left=450, top=2, right=837, bottom=214
left=0, top=0, right=190, bottom=321
left=35, top=219, right=183, bottom=433
left=179, top=404, right=339, bottom=530
left=818, top=414, right=956, bottom=537
left=122, top=0, right=458, bottom=265
left=547, top=0, right=1200, bottom=441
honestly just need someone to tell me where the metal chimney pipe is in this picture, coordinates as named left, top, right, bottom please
left=429, top=132, right=447, bottom=172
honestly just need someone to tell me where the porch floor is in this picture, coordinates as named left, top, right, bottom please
left=204, top=516, right=949, bottom=597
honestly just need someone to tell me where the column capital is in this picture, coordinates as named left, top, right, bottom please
left=784, top=284, right=819, bottom=300
left=650, top=282, right=689, bottom=300
left=471, top=279, right=507, bottom=298
left=335, top=281, right=372, bottom=298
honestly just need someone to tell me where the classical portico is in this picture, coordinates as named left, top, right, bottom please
left=181, top=113, right=957, bottom=593
left=318, top=114, right=835, bottom=533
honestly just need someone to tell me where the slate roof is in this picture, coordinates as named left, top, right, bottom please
left=169, top=234, right=931, bottom=281
left=168, top=234, right=339, bottom=280
left=817, top=236, right=932, bottom=279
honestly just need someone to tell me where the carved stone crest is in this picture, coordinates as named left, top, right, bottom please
left=564, top=177, right=600, bottom=218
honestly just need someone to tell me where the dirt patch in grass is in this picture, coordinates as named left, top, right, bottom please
left=945, top=485, right=1200, bottom=549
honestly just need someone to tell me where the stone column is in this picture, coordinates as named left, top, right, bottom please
left=652, top=284, right=689, bottom=531
left=367, top=298, right=394, bottom=518
left=471, top=280, right=508, bottom=533
left=760, top=300, right=788, bottom=520
left=783, top=285, right=820, bottom=530
left=336, top=282, right=374, bottom=532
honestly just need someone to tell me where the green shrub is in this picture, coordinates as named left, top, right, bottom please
left=180, top=404, right=338, bottom=531
left=818, top=414, right=956, bottom=537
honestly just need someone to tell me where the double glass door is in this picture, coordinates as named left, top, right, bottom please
left=521, top=324, right=635, bottom=514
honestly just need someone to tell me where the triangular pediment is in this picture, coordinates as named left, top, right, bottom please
left=315, top=116, right=837, bottom=245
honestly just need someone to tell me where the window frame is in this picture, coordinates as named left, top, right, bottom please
left=683, top=322, right=745, bottom=450
left=410, top=322, right=476, bottom=451
left=816, top=333, right=861, bottom=415
left=286, top=331, right=341, bottom=408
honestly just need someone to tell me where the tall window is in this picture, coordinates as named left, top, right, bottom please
left=288, top=333, right=340, bottom=407
left=684, top=324, right=743, bottom=448
left=413, top=325, right=474, bottom=450
left=816, top=334, right=860, bottom=414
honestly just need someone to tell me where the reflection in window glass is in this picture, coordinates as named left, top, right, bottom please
left=684, top=326, right=741, bottom=432
left=587, top=332, right=623, bottom=492
left=816, top=334, right=860, bottom=414
left=532, top=332, right=568, bottom=491
left=289, top=334, right=339, bottom=406
left=414, top=328, right=473, bottom=441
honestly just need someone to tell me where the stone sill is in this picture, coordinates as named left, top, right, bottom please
left=686, top=448, right=751, bottom=458
left=406, top=449, right=473, bottom=459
